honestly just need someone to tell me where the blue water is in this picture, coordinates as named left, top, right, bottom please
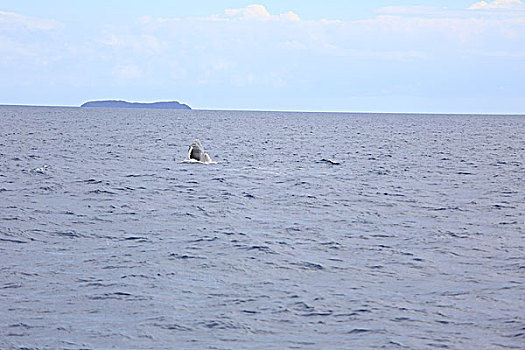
left=1, top=106, right=524, bottom=349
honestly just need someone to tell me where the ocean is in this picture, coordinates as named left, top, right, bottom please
left=0, top=106, right=523, bottom=349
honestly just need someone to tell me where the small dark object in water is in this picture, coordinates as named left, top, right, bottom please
left=319, top=158, right=341, bottom=165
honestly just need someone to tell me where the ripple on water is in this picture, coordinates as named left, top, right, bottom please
left=0, top=107, right=523, bottom=349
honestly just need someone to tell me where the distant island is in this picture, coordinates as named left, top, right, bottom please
left=81, top=100, right=191, bottom=110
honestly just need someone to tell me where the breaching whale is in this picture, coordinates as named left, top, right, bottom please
left=184, top=139, right=214, bottom=164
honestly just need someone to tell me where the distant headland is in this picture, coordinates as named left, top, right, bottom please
left=81, top=100, right=191, bottom=110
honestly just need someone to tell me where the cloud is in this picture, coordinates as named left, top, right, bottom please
left=103, top=3, right=525, bottom=71
left=219, top=4, right=300, bottom=22
left=0, top=10, right=65, bottom=66
left=113, top=64, right=143, bottom=80
left=0, top=10, right=62, bottom=31
left=468, top=0, right=525, bottom=9
left=225, top=4, right=270, bottom=20
left=3, top=4, right=525, bottom=111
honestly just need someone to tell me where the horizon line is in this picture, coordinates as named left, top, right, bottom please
left=0, top=103, right=524, bottom=116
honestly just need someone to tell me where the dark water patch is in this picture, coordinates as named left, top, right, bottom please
left=200, top=319, right=251, bottom=331
left=320, top=241, right=343, bottom=249
left=431, top=206, right=465, bottom=211
left=444, top=231, right=469, bottom=238
left=380, top=192, right=405, bottom=197
left=291, top=262, right=324, bottom=270
left=499, top=221, right=518, bottom=225
left=101, top=265, right=129, bottom=270
left=493, top=203, right=515, bottom=209
left=125, top=173, right=156, bottom=178
left=347, top=328, right=372, bottom=335
left=87, top=189, right=117, bottom=195
left=88, top=292, right=150, bottom=301
left=82, top=281, right=119, bottom=287
left=53, top=230, right=84, bottom=238
left=242, top=310, right=258, bottom=314
left=113, top=291, right=132, bottom=296
left=1, top=283, right=22, bottom=289
left=76, top=277, right=103, bottom=283
left=169, top=253, right=207, bottom=259
left=83, top=178, right=101, bottom=184
left=368, top=264, right=384, bottom=269
left=8, top=323, right=37, bottom=330
left=240, top=245, right=276, bottom=254
left=300, top=311, right=333, bottom=317
left=153, top=322, right=192, bottom=331
left=121, top=274, right=155, bottom=279
left=122, top=236, right=149, bottom=241
left=113, top=186, right=138, bottom=192
left=0, top=237, right=28, bottom=244
left=188, top=236, right=219, bottom=243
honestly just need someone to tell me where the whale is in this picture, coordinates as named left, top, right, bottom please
left=184, top=139, right=214, bottom=164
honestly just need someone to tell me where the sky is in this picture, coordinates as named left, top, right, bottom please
left=1, top=0, right=525, bottom=113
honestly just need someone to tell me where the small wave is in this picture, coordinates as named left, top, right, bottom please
left=88, top=292, right=149, bottom=301
left=0, top=237, right=28, bottom=244
left=318, top=158, right=341, bottom=165
left=300, top=311, right=333, bottom=317
left=239, top=245, right=276, bottom=254
left=1, top=282, right=22, bottom=289
left=181, top=158, right=217, bottom=165
left=188, top=236, right=218, bottom=243
left=347, top=328, right=372, bottom=335
left=30, top=165, right=49, bottom=174
left=125, top=173, right=156, bottom=178
left=87, top=189, right=117, bottom=195
left=53, top=231, right=84, bottom=238
left=199, top=319, right=251, bottom=331
left=8, top=323, right=35, bottom=330
left=153, top=323, right=192, bottom=331
left=292, top=261, right=324, bottom=270
left=169, top=253, right=207, bottom=259
left=82, top=178, right=103, bottom=184
left=122, top=236, right=149, bottom=241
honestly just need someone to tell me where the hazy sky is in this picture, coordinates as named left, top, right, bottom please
left=1, top=0, right=524, bottom=113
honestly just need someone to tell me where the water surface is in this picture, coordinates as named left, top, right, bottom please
left=1, top=106, right=524, bottom=349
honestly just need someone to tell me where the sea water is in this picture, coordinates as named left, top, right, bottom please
left=0, top=106, right=523, bottom=349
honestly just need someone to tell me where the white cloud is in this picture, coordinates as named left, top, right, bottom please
left=225, top=4, right=270, bottom=20
left=0, top=10, right=62, bottom=31
left=4, top=4, right=525, bottom=109
left=219, top=4, right=300, bottom=22
left=0, top=10, right=65, bottom=67
left=468, top=0, right=525, bottom=9
left=101, top=3, right=525, bottom=73
left=280, top=11, right=300, bottom=22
